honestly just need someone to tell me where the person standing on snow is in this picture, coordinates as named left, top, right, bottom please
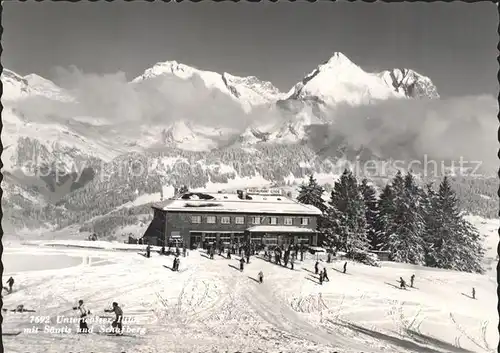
left=343, top=261, right=347, bottom=274
left=227, top=249, right=232, bottom=259
left=399, top=277, right=407, bottom=290
left=104, top=302, right=123, bottom=335
left=314, top=261, right=319, bottom=275
left=146, top=244, right=151, bottom=258
left=6, top=277, right=14, bottom=293
left=239, top=257, right=245, bottom=271
left=472, top=287, right=476, bottom=299
left=319, top=271, right=324, bottom=285
left=72, top=300, right=90, bottom=333
left=258, top=271, right=264, bottom=284
left=410, top=274, right=415, bottom=288
left=290, top=258, right=294, bottom=270
left=322, top=268, right=329, bottom=282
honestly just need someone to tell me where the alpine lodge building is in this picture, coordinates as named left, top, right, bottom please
left=142, top=189, right=322, bottom=250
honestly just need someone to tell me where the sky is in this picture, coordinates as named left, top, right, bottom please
left=2, top=2, right=498, bottom=98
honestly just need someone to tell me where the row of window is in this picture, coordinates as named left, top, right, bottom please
left=190, top=215, right=310, bottom=226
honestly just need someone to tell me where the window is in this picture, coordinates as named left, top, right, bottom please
left=221, top=216, right=230, bottom=224
left=171, top=231, right=181, bottom=239
left=207, top=216, right=216, bottom=224
left=191, top=215, right=201, bottom=224
left=235, top=216, right=245, bottom=225
left=284, top=217, right=293, bottom=226
left=270, top=217, right=278, bottom=225
left=251, top=216, right=261, bottom=225
left=301, top=217, right=309, bottom=226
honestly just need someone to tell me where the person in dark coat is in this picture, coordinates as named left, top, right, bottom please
left=104, top=302, right=123, bottom=335
left=410, top=274, right=415, bottom=288
left=314, top=261, right=319, bottom=274
left=472, top=287, right=476, bottom=299
left=6, top=277, right=14, bottom=293
left=322, top=268, right=329, bottom=282
left=227, top=249, right=231, bottom=259
left=343, top=261, right=347, bottom=274
left=146, top=244, right=151, bottom=258
left=239, top=257, right=245, bottom=271
left=258, top=271, right=264, bottom=284
left=246, top=252, right=250, bottom=264
left=290, top=258, right=294, bottom=270
left=399, top=277, right=407, bottom=289
left=319, top=271, right=324, bottom=285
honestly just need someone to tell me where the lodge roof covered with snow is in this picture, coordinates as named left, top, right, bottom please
left=152, top=192, right=322, bottom=216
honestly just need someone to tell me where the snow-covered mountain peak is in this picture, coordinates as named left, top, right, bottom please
left=378, top=68, right=439, bottom=99
left=133, top=60, right=284, bottom=112
left=221, top=72, right=285, bottom=108
left=319, top=52, right=361, bottom=72
left=2, top=69, right=73, bottom=102
left=132, top=60, right=202, bottom=82
left=24, top=73, right=60, bottom=90
left=286, top=52, right=401, bottom=106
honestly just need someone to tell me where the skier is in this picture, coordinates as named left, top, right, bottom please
left=6, top=277, right=14, bottom=293
left=327, top=252, right=332, bottom=263
left=239, top=257, right=245, bottom=271
left=314, top=261, right=319, bottom=275
left=146, top=244, right=151, bottom=258
left=290, top=258, right=294, bottom=270
left=175, top=257, right=180, bottom=271
left=72, top=300, right=90, bottom=333
left=399, top=277, right=407, bottom=290
left=210, top=248, right=214, bottom=260
left=227, top=249, right=231, bottom=259
left=104, top=302, right=123, bottom=335
left=319, top=271, right=324, bottom=285
left=322, top=268, right=329, bottom=282
left=343, top=261, right=347, bottom=274
left=160, top=246, right=165, bottom=255
left=258, top=271, right=264, bottom=284
left=472, top=287, right=476, bottom=299
left=410, top=274, right=415, bottom=288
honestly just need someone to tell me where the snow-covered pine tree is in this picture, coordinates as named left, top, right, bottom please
left=297, top=175, right=326, bottom=213
left=359, top=178, right=379, bottom=250
left=297, top=174, right=328, bottom=246
left=424, top=176, right=484, bottom=273
left=421, top=182, right=438, bottom=265
left=386, top=172, right=427, bottom=265
left=329, top=169, right=369, bottom=254
left=373, top=184, right=394, bottom=251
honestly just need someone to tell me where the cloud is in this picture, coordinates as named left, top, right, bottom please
left=14, top=66, right=252, bottom=130
left=313, top=95, right=498, bottom=172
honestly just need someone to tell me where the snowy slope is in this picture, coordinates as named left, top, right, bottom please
left=158, top=120, right=238, bottom=151
left=2, top=236, right=496, bottom=353
left=132, top=60, right=284, bottom=112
